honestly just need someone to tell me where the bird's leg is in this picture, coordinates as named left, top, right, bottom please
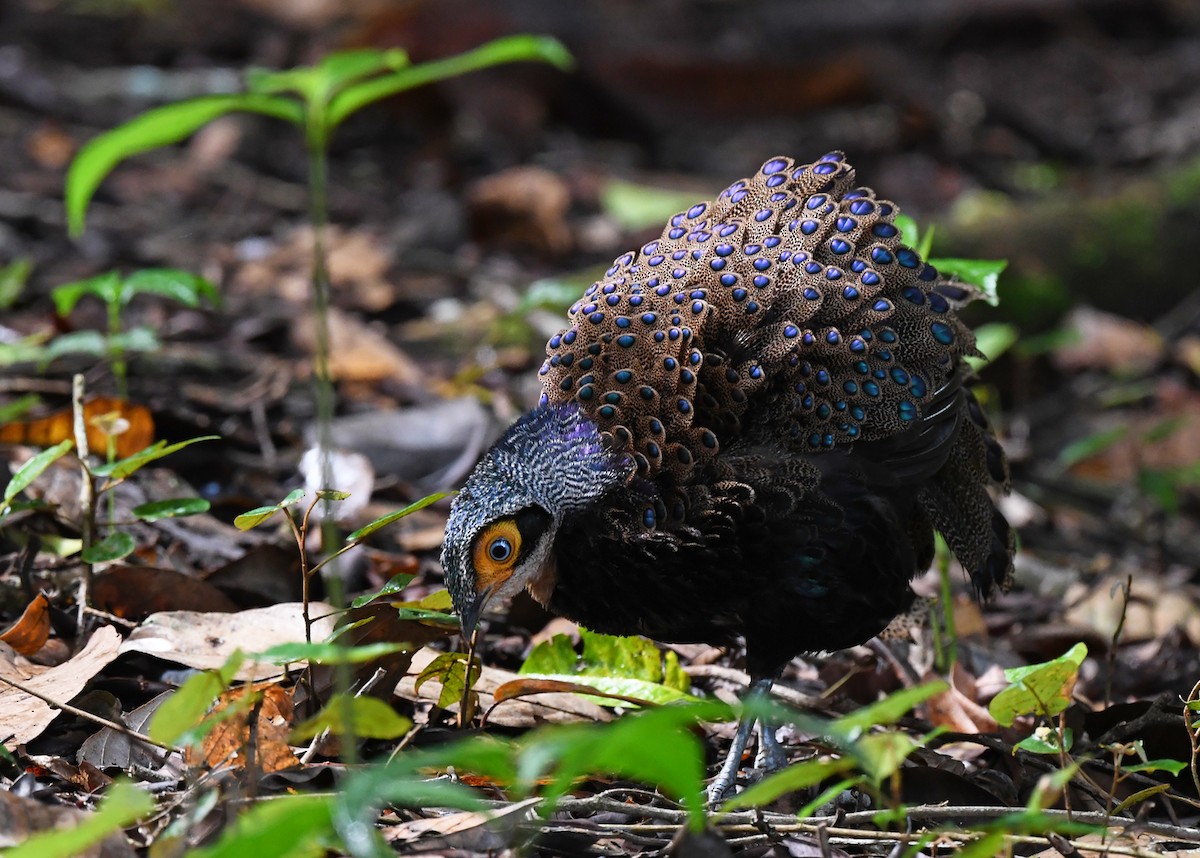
left=754, top=717, right=787, bottom=772
left=707, top=676, right=777, bottom=805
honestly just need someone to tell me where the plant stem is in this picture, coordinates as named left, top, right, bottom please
left=107, top=293, right=127, bottom=399
left=71, top=374, right=95, bottom=635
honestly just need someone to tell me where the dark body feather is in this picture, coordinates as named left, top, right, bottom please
left=530, top=153, right=1014, bottom=678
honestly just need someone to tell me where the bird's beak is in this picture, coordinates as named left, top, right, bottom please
left=459, top=587, right=493, bottom=642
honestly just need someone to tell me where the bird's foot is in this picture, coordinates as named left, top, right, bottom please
left=707, top=719, right=788, bottom=807
left=754, top=721, right=788, bottom=772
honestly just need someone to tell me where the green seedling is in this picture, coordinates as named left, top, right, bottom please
left=65, top=38, right=573, bottom=523
left=50, top=268, right=217, bottom=397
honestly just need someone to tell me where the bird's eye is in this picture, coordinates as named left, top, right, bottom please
left=488, top=537, right=513, bottom=562
left=472, top=519, right=523, bottom=577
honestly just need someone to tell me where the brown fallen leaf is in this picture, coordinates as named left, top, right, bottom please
left=0, top=626, right=123, bottom=749
left=383, top=797, right=542, bottom=851
left=0, top=397, right=154, bottom=460
left=119, top=603, right=337, bottom=681
left=0, top=593, right=51, bottom=656
left=92, top=567, right=238, bottom=619
left=188, top=683, right=298, bottom=774
left=0, top=789, right=135, bottom=855
left=467, top=165, right=573, bottom=254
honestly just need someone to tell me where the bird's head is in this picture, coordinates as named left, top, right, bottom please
left=441, top=403, right=635, bottom=638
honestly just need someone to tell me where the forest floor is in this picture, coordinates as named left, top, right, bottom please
left=3, top=1, right=1200, bottom=855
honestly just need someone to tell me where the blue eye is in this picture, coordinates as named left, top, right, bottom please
left=488, top=537, right=513, bottom=563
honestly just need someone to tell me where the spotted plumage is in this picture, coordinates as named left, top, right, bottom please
left=442, top=153, right=1015, bottom=800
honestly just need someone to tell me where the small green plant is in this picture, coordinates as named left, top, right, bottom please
left=515, top=627, right=695, bottom=705
left=0, top=428, right=215, bottom=563
left=50, top=268, right=217, bottom=397
left=234, top=488, right=451, bottom=644
left=64, top=37, right=573, bottom=524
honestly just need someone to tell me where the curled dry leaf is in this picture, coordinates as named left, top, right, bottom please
left=0, top=625, right=123, bottom=749
left=0, top=593, right=51, bottom=656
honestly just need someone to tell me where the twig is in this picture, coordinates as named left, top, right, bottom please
left=71, top=374, right=94, bottom=636
left=1104, top=574, right=1133, bottom=707
left=0, top=672, right=179, bottom=754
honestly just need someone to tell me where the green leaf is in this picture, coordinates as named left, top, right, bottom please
left=952, top=832, right=1008, bottom=858
left=189, top=793, right=334, bottom=858
left=318, top=48, right=409, bottom=94
left=3, top=780, right=154, bottom=858
left=856, top=730, right=921, bottom=785
left=132, top=497, right=211, bottom=521
left=415, top=651, right=481, bottom=709
left=1058, top=426, right=1130, bottom=469
left=515, top=673, right=698, bottom=706
left=255, top=641, right=411, bottom=666
left=662, top=650, right=689, bottom=692
left=1015, top=727, right=1072, bottom=754
left=292, top=693, right=412, bottom=741
left=965, top=322, right=1019, bottom=371
left=520, top=634, right=578, bottom=675
left=893, top=213, right=919, bottom=250
left=390, top=606, right=458, bottom=625
left=346, top=491, right=450, bottom=541
left=0, top=257, right=32, bottom=310
left=579, top=627, right=662, bottom=683
left=710, top=758, right=854, bottom=811
left=349, top=572, right=416, bottom=608
left=315, top=489, right=351, bottom=501
left=989, top=643, right=1087, bottom=726
left=832, top=681, right=947, bottom=740
left=234, top=504, right=281, bottom=530
left=600, top=180, right=709, bottom=231
left=929, top=258, right=1007, bottom=306
left=40, top=330, right=109, bottom=366
left=327, top=35, right=573, bottom=130
left=529, top=701, right=727, bottom=828
left=52, top=271, right=122, bottom=316
left=66, top=94, right=303, bottom=235
left=106, top=326, right=161, bottom=354
left=81, top=531, right=136, bottom=563
left=123, top=268, right=219, bottom=308
left=1112, top=783, right=1172, bottom=814
left=0, top=394, right=40, bottom=424
left=2, top=438, right=73, bottom=512
left=333, top=766, right=487, bottom=856
left=91, top=435, right=219, bottom=481
left=149, top=651, right=244, bottom=745
left=1124, top=758, right=1188, bottom=775
left=517, top=275, right=597, bottom=313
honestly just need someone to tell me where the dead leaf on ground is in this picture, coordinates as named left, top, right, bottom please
left=383, top=797, right=542, bottom=851
left=93, top=566, right=238, bottom=619
left=80, top=691, right=184, bottom=774
left=119, top=603, right=337, bottom=681
left=293, top=308, right=422, bottom=385
left=0, top=398, right=154, bottom=460
left=0, top=626, right=123, bottom=749
left=0, top=593, right=51, bottom=656
left=924, top=663, right=999, bottom=750
left=467, top=165, right=572, bottom=254
left=1053, top=306, right=1163, bottom=375
left=395, top=647, right=612, bottom=728
left=0, top=789, right=136, bottom=855
left=188, top=683, right=298, bottom=774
